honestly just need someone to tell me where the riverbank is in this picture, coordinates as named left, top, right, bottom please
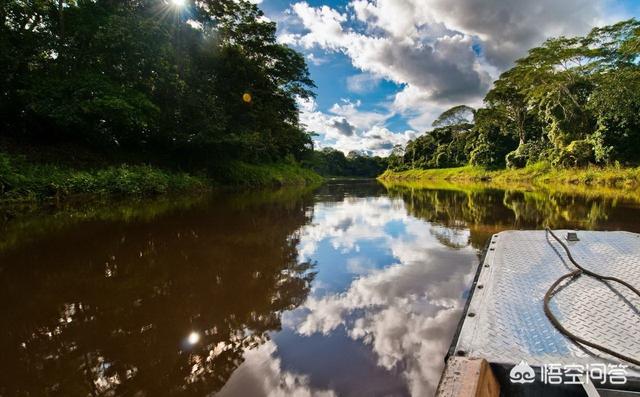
left=0, top=152, right=323, bottom=203
left=378, top=163, right=640, bottom=190
left=211, top=161, right=323, bottom=189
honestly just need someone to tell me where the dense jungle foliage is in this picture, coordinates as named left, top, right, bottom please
left=305, top=148, right=388, bottom=178
left=0, top=0, right=315, bottom=172
left=388, top=19, right=640, bottom=171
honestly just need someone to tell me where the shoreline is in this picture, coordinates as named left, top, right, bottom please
left=0, top=151, right=324, bottom=205
left=378, top=164, right=640, bottom=190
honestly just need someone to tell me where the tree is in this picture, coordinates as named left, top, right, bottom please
left=304, top=148, right=387, bottom=177
left=0, top=0, right=316, bottom=169
left=588, top=67, right=640, bottom=163
left=484, top=68, right=533, bottom=146
left=432, top=105, right=475, bottom=128
left=469, top=108, right=518, bottom=167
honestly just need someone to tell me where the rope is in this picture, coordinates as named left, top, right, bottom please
left=544, top=228, right=640, bottom=367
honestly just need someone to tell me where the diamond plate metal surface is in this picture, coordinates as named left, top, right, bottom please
left=455, top=230, right=640, bottom=376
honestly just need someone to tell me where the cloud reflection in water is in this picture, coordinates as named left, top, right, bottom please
left=219, top=195, right=478, bottom=396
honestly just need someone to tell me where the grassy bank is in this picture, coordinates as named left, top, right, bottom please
left=0, top=152, right=323, bottom=203
left=211, top=161, right=324, bottom=188
left=379, top=163, right=640, bottom=190
left=0, top=152, right=208, bottom=202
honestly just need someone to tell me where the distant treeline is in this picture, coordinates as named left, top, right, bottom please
left=304, top=148, right=387, bottom=178
left=0, top=0, right=315, bottom=172
left=389, top=19, right=640, bottom=171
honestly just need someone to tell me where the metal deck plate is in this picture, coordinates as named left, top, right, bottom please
left=455, top=230, right=640, bottom=376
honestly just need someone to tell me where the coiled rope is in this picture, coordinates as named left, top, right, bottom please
left=544, top=228, right=640, bottom=367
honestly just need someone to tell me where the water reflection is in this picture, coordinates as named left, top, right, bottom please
left=218, top=187, right=478, bottom=396
left=0, top=191, right=316, bottom=396
left=2, top=180, right=640, bottom=396
left=384, top=183, right=640, bottom=250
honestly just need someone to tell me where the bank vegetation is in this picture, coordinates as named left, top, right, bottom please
left=385, top=20, right=640, bottom=188
left=1, top=0, right=322, bottom=202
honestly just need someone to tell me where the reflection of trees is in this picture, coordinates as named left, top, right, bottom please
left=313, top=179, right=387, bottom=202
left=385, top=186, right=511, bottom=249
left=502, top=190, right=610, bottom=229
left=0, top=192, right=315, bottom=396
left=0, top=194, right=210, bottom=254
left=385, top=184, right=640, bottom=250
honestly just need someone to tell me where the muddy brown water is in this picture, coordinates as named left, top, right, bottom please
left=2, top=179, right=640, bottom=396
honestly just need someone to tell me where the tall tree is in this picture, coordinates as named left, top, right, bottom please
left=0, top=0, right=316, bottom=168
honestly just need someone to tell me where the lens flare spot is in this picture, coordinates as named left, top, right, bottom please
left=187, top=331, right=200, bottom=345
left=242, top=93, right=252, bottom=103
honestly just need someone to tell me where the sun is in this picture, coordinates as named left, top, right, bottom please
left=171, top=0, right=186, bottom=6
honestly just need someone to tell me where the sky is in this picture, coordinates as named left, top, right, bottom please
left=218, top=195, right=478, bottom=396
left=252, top=0, right=640, bottom=156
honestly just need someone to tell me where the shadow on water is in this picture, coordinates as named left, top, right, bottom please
left=0, top=188, right=317, bottom=396
left=2, top=180, right=640, bottom=396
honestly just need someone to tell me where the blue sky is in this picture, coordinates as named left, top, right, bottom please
left=256, top=0, right=639, bottom=156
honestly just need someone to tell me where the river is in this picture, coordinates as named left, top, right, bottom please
left=2, top=179, right=640, bottom=396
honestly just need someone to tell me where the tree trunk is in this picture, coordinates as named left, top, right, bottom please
left=517, top=110, right=526, bottom=146
left=58, top=0, right=65, bottom=44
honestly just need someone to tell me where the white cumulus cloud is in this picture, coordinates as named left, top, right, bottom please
left=290, top=195, right=478, bottom=395
left=281, top=0, right=628, bottom=142
left=298, top=97, right=415, bottom=155
left=216, top=341, right=337, bottom=397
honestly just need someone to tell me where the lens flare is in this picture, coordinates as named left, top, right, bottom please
left=187, top=331, right=200, bottom=345
left=242, top=93, right=252, bottom=103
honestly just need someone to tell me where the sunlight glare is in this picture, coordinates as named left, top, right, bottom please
left=172, top=0, right=186, bottom=7
left=187, top=331, right=200, bottom=345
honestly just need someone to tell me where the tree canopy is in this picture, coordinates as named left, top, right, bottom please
left=431, top=105, right=475, bottom=128
left=304, top=148, right=388, bottom=177
left=390, top=19, right=640, bottom=171
left=0, top=0, right=315, bottom=170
